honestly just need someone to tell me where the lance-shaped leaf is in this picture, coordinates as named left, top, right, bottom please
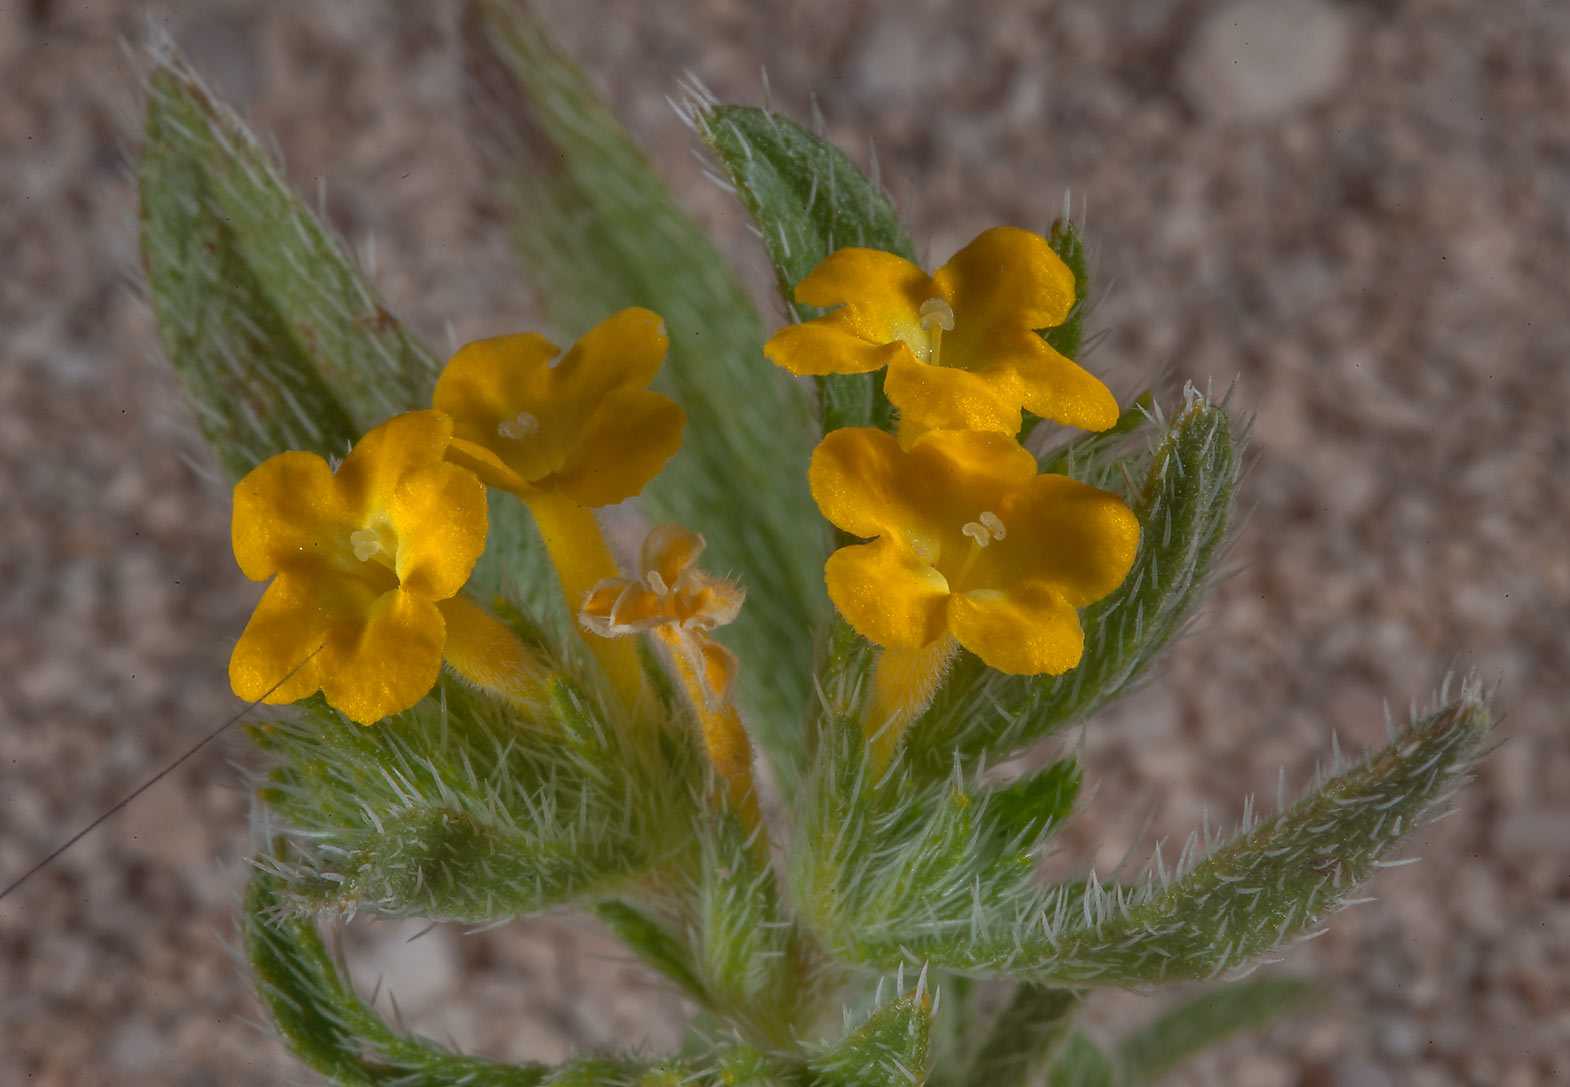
left=253, top=675, right=690, bottom=922
left=1113, top=976, right=1320, bottom=1083
left=142, top=58, right=439, bottom=455
left=141, top=64, right=361, bottom=477
left=904, top=387, right=1241, bottom=778
left=249, top=868, right=793, bottom=1086
left=462, top=0, right=825, bottom=770
left=873, top=683, right=1492, bottom=985
left=695, top=102, right=917, bottom=436
left=809, top=973, right=934, bottom=1087
left=246, top=866, right=551, bottom=1086
left=966, top=986, right=1080, bottom=1085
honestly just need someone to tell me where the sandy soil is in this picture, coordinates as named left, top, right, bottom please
left=2, top=1, right=1566, bottom=1083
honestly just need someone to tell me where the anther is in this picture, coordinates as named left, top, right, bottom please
left=497, top=411, right=540, bottom=440
left=978, top=511, right=1006, bottom=541
left=350, top=529, right=381, bottom=562
left=644, top=570, right=670, bottom=595
left=918, top=297, right=955, bottom=333
left=960, top=521, right=991, bottom=548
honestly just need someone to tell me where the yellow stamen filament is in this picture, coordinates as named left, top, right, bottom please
left=525, top=490, right=651, bottom=712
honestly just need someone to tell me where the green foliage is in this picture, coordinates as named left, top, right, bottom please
left=141, top=59, right=437, bottom=478
left=885, top=684, right=1493, bottom=984
left=246, top=865, right=553, bottom=1085
left=1048, top=1034, right=1116, bottom=1087
left=252, top=675, right=687, bottom=922
left=904, top=386, right=1241, bottom=778
left=809, top=975, right=934, bottom=1087
left=696, top=102, right=915, bottom=434
left=966, top=985, right=1081, bottom=1083
left=1113, top=976, right=1320, bottom=1083
left=462, top=0, right=826, bottom=772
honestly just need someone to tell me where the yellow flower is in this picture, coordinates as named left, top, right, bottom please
left=228, top=410, right=490, bottom=724
left=432, top=306, right=685, bottom=508
left=810, top=427, right=1139, bottom=675
left=579, top=525, right=745, bottom=709
left=764, top=226, right=1118, bottom=440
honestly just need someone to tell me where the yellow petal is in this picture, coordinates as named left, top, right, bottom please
left=552, top=307, right=669, bottom=412
left=696, top=636, right=740, bottom=704
left=640, top=524, right=706, bottom=588
left=824, top=538, right=950, bottom=650
left=1001, top=332, right=1119, bottom=432
left=433, top=331, right=558, bottom=425
left=948, top=583, right=1084, bottom=675
left=438, top=594, right=546, bottom=701
left=319, top=589, right=445, bottom=724
left=884, top=354, right=1023, bottom=438
left=904, top=428, right=1040, bottom=545
left=794, top=248, right=932, bottom=347
left=228, top=573, right=330, bottom=704
left=763, top=314, right=910, bottom=376
left=995, top=475, right=1140, bottom=606
left=546, top=387, right=685, bottom=507
left=433, top=332, right=560, bottom=487
left=336, top=411, right=455, bottom=517
left=388, top=462, right=489, bottom=599
left=445, top=436, right=533, bottom=495
left=231, top=451, right=349, bottom=581
left=808, top=426, right=910, bottom=541
left=931, top=226, right=1075, bottom=334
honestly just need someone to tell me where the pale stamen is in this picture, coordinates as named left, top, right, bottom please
left=960, top=521, right=992, bottom=549
left=978, top=511, right=1006, bottom=541
left=496, top=411, right=540, bottom=440
left=349, top=528, right=381, bottom=562
left=918, top=297, right=955, bottom=366
left=644, top=570, right=670, bottom=595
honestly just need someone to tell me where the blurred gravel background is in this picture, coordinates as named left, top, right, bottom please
left=3, top=1, right=1567, bottom=1083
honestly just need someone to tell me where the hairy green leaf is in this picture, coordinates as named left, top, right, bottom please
left=141, top=66, right=361, bottom=477
left=1113, top=976, right=1320, bottom=1083
left=246, top=866, right=551, bottom=1085
left=254, top=676, right=688, bottom=922
left=884, top=684, right=1493, bottom=984
left=697, top=103, right=915, bottom=434
left=809, top=977, right=933, bottom=1087
left=905, top=387, right=1241, bottom=777
left=142, top=61, right=438, bottom=459
left=462, top=1, right=826, bottom=772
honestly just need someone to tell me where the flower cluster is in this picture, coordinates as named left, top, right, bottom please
left=765, top=226, right=1138, bottom=688
left=228, top=226, right=1136, bottom=775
